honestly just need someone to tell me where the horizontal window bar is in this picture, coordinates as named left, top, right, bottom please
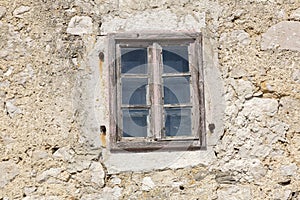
left=160, top=136, right=199, bottom=141
left=163, top=104, right=192, bottom=108
left=118, top=43, right=153, bottom=48
left=121, top=105, right=150, bottom=108
left=162, top=73, right=191, bottom=77
left=121, top=74, right=149, bottom=78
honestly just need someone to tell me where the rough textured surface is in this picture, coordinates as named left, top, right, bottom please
left=0, top=0, right=299, bottom=199
left=261, top=21, right=300, bottom=51
left=66, top=16, right=93, bottom=35
left=100, top=10, right=206, bottom=34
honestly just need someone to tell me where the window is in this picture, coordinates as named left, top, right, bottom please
left=108, top=33, right=206, bottom=152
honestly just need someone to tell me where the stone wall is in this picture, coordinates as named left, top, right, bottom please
left=0, top=0, right=299, bottom=199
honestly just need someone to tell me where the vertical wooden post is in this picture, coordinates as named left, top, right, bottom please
left=151, top=43, right=163, bottom=140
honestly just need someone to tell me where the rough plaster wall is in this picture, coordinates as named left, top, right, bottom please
left=0, top=0, right=299, bottom=200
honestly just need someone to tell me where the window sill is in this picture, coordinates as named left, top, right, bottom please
left=110, top=139, right=206, bottom=153
left=102, top=146, right=215, bottom=174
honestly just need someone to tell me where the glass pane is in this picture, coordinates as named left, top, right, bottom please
left=121, top=48, right=147, bottom=74
left=122, top=78, right=147, bottom=105
left=162, top=46, right=189, bottom=73
left=122, top=109, right=149, bottom=137
left=163, top=77, right=190, bottom=104
left=164, top=108, right=192, bottom=137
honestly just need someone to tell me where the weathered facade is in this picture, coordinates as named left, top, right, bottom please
left=0, top=0, right=299, bottom=199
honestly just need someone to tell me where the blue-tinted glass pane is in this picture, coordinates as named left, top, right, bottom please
left=165, top=108, right=192, bottom=137
left=163, top=46, right=189, bottom=73
left=121, top=48, right=147, bottom=74
left=122, top=109, right=149, bottom=137
left=122, top=78, right=147, bottom=105
left=163, top=77, right=190, bottom=104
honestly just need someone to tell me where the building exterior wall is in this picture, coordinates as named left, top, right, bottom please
left=0, top=0, right=299, bottom=199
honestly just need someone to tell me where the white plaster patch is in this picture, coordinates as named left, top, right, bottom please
left=103, top=147, right=216, bottom=174
left=100, top=10, right=205, bottom=34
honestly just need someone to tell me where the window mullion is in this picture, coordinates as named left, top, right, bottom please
left=150, top=43, right=163, bottom=140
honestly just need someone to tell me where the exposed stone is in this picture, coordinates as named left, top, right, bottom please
left=0, top=80, right=10, bottom=88
left=141, top=177, right=155, bottom=191
left=290, top=8, right=300, bottom=21
left=111, top=186, right=123, bottom=198
left=110, top=176, right=121, bottom=185
left=260, top=81, right=274, bottom=93
left=80, top=194, right=104, bottom=200
left=215, top=172, right=237, bottom=184
left=23, top=196, right=62, bottom=200
left=4, top=66, right=13, bottom=77
left=219, top=30, right=250, bottom=48
left=194, top=170, right=209, bottom=181
left=277, top=9, right=286, bottom=19
left=0, top=161, right=19, bottom=188
left=13, top=6, right=31, bottom=17
left=242, top=98, right=278, bottom=120
left=278, top=96, right=300, bottom=134
left=230, top=68, right=247, bottom=78
left=32, top=149, right=49, bottom=160
left=53, top=146, right=75, bottom=163
left=231, top=30, right=251, bottom=46
left=67, top=158, right=91, bottom=173
left=250, top=144, right=272, bottom=159
left=80, top=186, right=122, bottom=200
left=280, top=163, right=298, bottom=176
left=272, top=189, right=292, bottom=200
left=89, top=161, right=105, bottom=187
left=24, top=186, right=37, bottom=196
left=261, top=21, right=300, bottom=51
left=217, top=185, right=251, bottom=200
left=5, top=100, right=22, bottom=118
left=0, top=6, right=6, bottom=19
left=267, top=120, right=289, bottom=143
left=292, top=69, right=300, bottom=82
left=231, top=79, right=254, bottom=100
left=18, top=64, right=34, bottom=85
left=66, top=16, right=93, bottom=35
left=220, top=158, right=267, bottom=182
left=36, top=168, right=62, bottom=183
left=151, top=170, right=176, bottom=186
left=248, top=159, right=267, bottom=180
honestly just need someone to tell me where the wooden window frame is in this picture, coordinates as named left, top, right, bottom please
left=108, top=32, right=206, bottom=152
